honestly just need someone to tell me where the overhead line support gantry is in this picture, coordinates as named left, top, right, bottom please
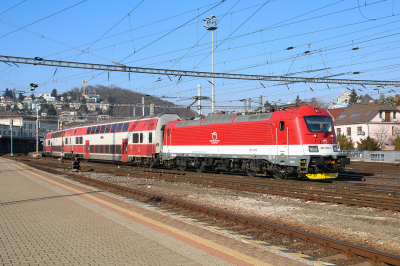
left=1, top=55, right=400, bottom=86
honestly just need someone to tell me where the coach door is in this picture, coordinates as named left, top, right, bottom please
left=122, top=139, right=128, bottom=162
left=85, top=140, right=90, bottom=159
left=50, top=142, right=53, bottom=156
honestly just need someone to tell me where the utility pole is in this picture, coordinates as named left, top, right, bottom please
left=9, top=119, right=13, bottom=156
left=142, top=97, right=145, bottom=116
left=204, top=15, right=218, bottom=113
left=36, top=105, right=39, bottom=157
left=61, top=121, right=64, bottom=162
left=82, top=80, right=88, bottom=97
left=259, top=95, right=263, bottom=108
left=198, top=84, right=201, bottom=115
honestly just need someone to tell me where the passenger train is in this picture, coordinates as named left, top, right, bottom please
left=44, top=106, right=350, bottom=179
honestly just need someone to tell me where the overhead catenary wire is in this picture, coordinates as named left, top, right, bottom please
left=0, top=0, right=88, bottom=39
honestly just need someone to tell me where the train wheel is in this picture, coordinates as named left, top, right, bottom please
left=196, top=161, right=206, bottom=173
left=246, top=169, right=257, bottom=177
left=179, top=165, right=187, bottom=171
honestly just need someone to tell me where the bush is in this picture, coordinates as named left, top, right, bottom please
left=395, top=137, right=400, bottom=151
left=357, top=136, right=380, bottom=151
left=337, top=133, right=354, bottom=150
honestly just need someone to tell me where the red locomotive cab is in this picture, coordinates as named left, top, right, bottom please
left=296, top=107, right=337, bottom=147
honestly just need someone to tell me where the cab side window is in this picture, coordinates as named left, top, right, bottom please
left=279, top=121, right=285, bottom=131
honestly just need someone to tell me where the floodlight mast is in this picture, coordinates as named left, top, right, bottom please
left=204, top=15, right=218, bottom=113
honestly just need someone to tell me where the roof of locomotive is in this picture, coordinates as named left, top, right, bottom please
left=174, top=106, right=329, bottom=127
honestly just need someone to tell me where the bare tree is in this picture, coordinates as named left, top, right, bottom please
left=305, top=97, right=328, bottom=109
left=372, top=125, right=390, bottom=149
left=387, top=125, right=400, bottom=145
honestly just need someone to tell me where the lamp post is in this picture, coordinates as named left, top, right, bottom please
left=204, top=15, right=218, bottom=113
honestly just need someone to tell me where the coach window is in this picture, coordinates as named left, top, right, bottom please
left=116, top=123, right=123, bottom=132
left=110, top=145, right=115, bottom=154
left=111, top=124, right=117, bottom=133
left=95, top=126, right=101, bottom=134
left=100, top=125, right=105, bottom=133
left=279, top=121, right=285, bottom=131
left=116, top=145, right=121, bottom=154
left=90, top=145, right=94, bottom=153
left=105, top=145, right=109, bottom=153
left=122, top=122, right=130, bottom=132
left=91, top=126, right=96, bottom=134
left=149, top=132, right=153, bottom=143
left=80, top=137, right=83, bottom=144
left=100, top=145, right=104, bottom=153
left=86, top=127, right=91, bottom=134
left=140, top=133, right=144, bottom=143
left=132, top=133, right=139, bottom=143
left=95, top=145, right=99, bottom=153
left=106, top=124, right=111, bottom=133
left=65, top=138, right=68, bottom=145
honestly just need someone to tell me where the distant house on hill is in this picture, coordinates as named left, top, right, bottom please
left=360, top=94, right=374, bottom=103
left=329, top=90, right=350, bottom=109
left=334, top=103, right=400, bottom=150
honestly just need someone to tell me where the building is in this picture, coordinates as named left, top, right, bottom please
left=84, top=94, right=100, bottom=103
left=334, top=103, right=400, bottom=150
left=38, top=94, right=56, bottom=102
left=69, top=102, right=82, bottom=109
left=87, top=103, right=97, bottom=112
left=0, top=102, right=7, bottom=112
left=99, top=101, right=110, bottom=110
left=60, top=111, right=77, bottom=123
left=329, top=90, right=350, bottom=109
left=0, top=117, right=38, bottom=153
left=54, top=103, right=63, bottom=110
left=327, top=107, right=346, bottom=121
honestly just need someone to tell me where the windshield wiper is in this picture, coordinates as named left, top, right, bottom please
left=323, top=118, right=329, bottom=137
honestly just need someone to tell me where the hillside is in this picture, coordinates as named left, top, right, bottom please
left=67, top=84, right=196, bottom=119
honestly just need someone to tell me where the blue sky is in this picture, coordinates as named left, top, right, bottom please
left=1, top=0, right=399, bottom=113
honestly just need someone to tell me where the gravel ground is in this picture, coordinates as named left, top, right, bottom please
left=75, top=171, right=400, bottom=256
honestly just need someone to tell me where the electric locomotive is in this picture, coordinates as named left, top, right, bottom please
left=161, top=106, right=350, bottom=179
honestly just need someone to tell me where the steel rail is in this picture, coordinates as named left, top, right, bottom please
left=25, top=162, right=400, bottom=265
left=1, top=55, right=400, bottom=86
left=24, top=159, right=400, bottom=210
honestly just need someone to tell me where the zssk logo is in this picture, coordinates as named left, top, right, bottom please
left=210, top=132, right=220, bottom=144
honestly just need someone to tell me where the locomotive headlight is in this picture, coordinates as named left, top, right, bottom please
left=309, top=146, right=319, bottom=152
left=333, top=145, right=338, bottom=152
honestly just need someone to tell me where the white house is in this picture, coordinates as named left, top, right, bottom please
left=334, top=103, right=400, bottom=150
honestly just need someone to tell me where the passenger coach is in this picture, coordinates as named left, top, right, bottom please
left=44, top=113, right=180, bottom=166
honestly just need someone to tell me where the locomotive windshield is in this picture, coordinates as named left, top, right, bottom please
left=304, top=116, right=333, bottom=133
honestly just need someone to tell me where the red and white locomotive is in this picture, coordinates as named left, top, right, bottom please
left=44, top=106, right=350, bottom=179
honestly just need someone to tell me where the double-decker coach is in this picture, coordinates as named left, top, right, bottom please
left=44, top=113, right=180, bottom=166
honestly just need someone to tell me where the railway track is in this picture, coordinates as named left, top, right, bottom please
left=21, top=159, right=400, bottom=266
left=15, top=157, right=400, bottom=211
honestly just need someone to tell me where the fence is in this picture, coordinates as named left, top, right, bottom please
left=339, top=150, right=400, bottom=162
